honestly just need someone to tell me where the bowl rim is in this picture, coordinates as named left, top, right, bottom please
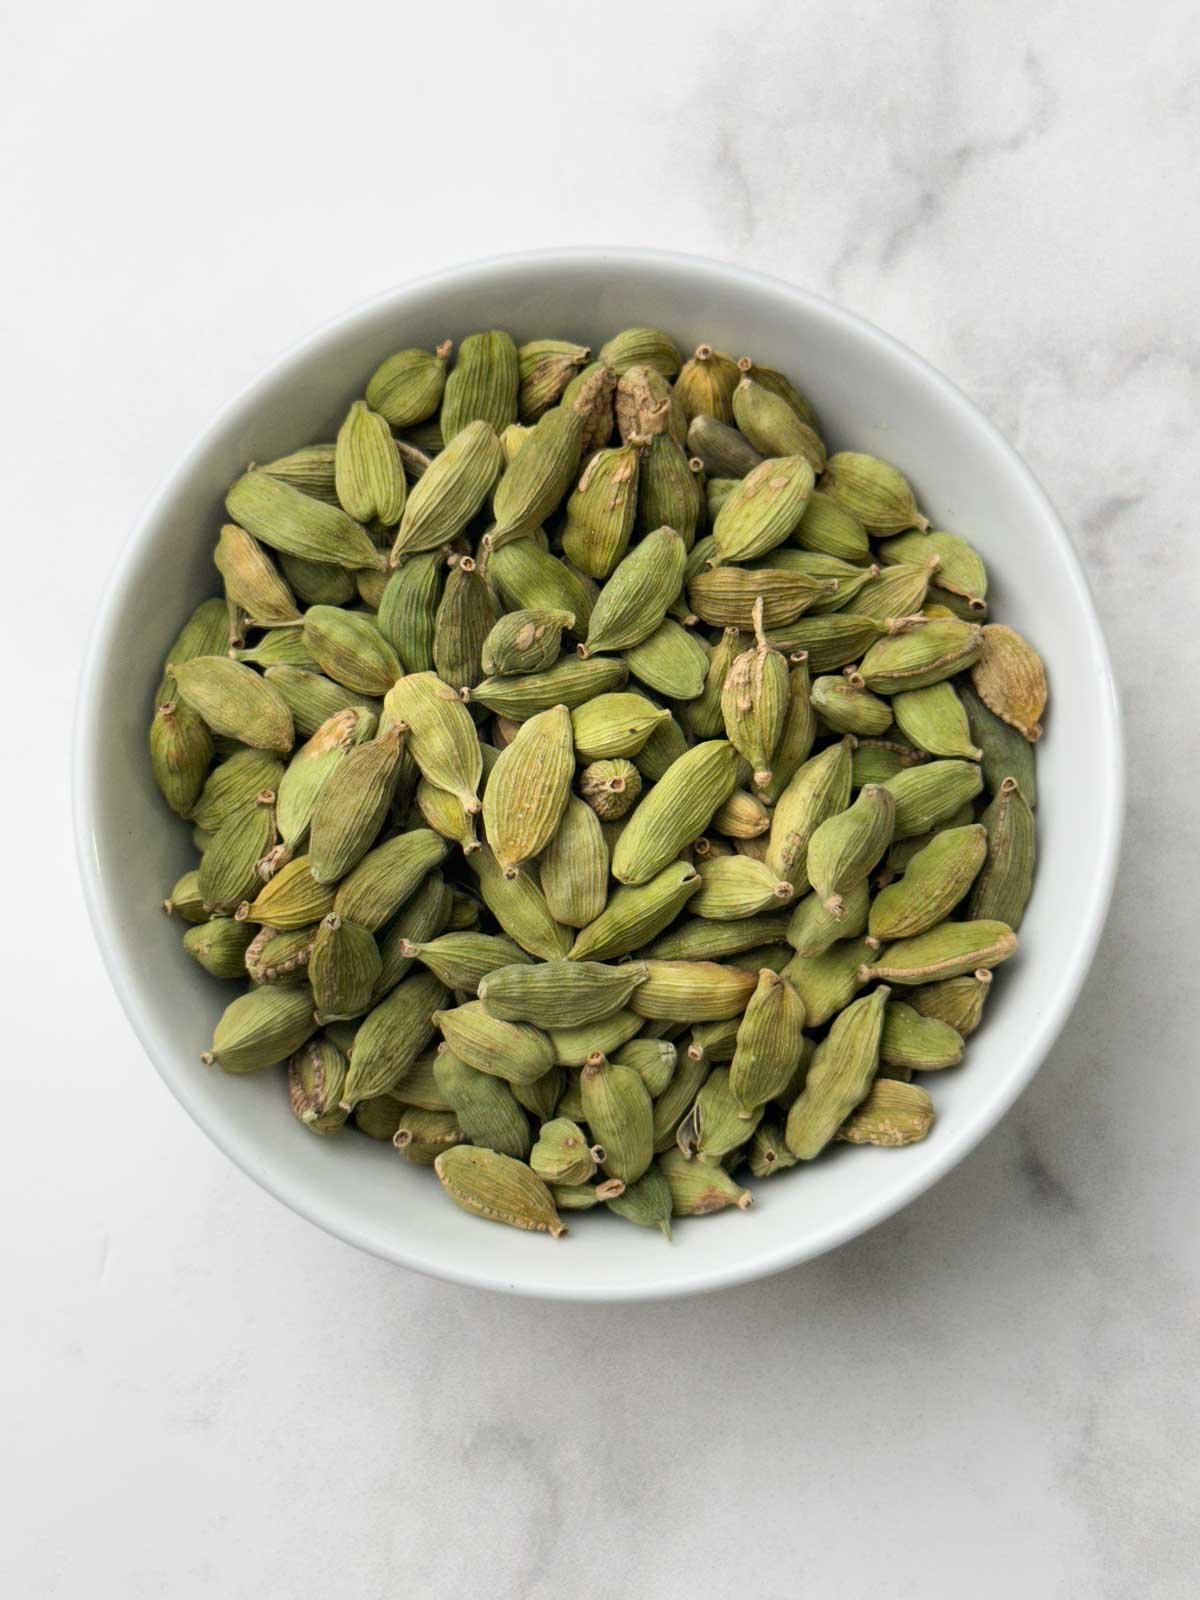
left=73, top=246, right=1124, bottom=1300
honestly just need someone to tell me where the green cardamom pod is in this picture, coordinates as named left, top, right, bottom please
left=810, top=673, right=893, bottom=737
left=240, top=854, right=335, bottom=929
left=785, top=984, right=889, bottom=1157
left=835, top=1077, right=934, bottom=1146
left=199, top=788, right=277, bottom=912
left=366, top=341, right=451, bottom=428
left=728, top=969, right=807, bottom=1116
left=880, top=1002, right=964, bottom=1070
left=470, top=654, right=628, bottom=719
left=621, top=618, right=708, bottom=701
left=434, top=1145, right=565, bottom=1237
left=806, top=783, right=896, bottom=917
left=869, top=823, right=987, bottom=941
left=333, top=828, right=448, bottom=931
left=732, top=377, right=826, bottom=473
left=969, top=624, right=1048, bottom=742
left=581, top=527, right=687, bottom=656
left=342, top=969, right=447, bottom=1107
left=675, top=344, right=741, bottom=424
left=881, top=758, right=983, bottom=838
left=303, top=605, right=402, bottom=696
left=384, top=671, right=482, bottom=816
left=309, top=913, right=382, bottom=1021
left=629, top=960, right=757, bottom=1022
left=765, top=736, right=854, bottom=890
left=517, top=339, right=591, bottom=422
left=960, top=681, right=1037, bottom=805
left=150, top=699, right=213, bottom=817
left=441, top=330, right=519, bottom=442
left=611, top=739, right=738, bottom=885
left=435, top=1047, right=533, bottom=1160
left=389, top=420, right=504, bottom=560
left=822, top=451, right=929, bottom=533
left=482, top=704, right=574, bottom=877
left=287, top=1036, right=350, bottom=1134
left=172, top=656, right=294, bottom=755
left=202, top=984, right=316, bottom=1074
left=581, top=1052, right=654, bottom=1184
left=182, top=916, right=256, bottom=980
left=335, top=401, right=407, bottom=525
left=909, top=968, right=993, bottom=1036
left=687, top=413, right=763, bottom=479
left=857, top=619, right=983, bottom=694
left=860, top=920, right=1017, bottom=985
left=891, top=680, right=981, bottom=760
left=308, top=723, right=407, bottom=883
left=467, top=846, right=571, bottom=961
left=967, top=777, right=1035, bottom=928
left=599, top=326, right=681, bottom=376
left=780, top=935, right=876, bottom=1028
left=431, top=555, right=498, bottom=694
left=226, top=469, right=384, bottom=572
left=786, top=878, right=872, bottom=957
left=433, top=1000, right=554, bottom=1086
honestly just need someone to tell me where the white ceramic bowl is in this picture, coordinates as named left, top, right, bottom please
left=74, top=248, right=1122, bottom=1301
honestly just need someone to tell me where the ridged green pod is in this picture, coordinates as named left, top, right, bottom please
left=785, top=985, right=889, bottom=1158
left=677, top=1066, right=762, bottom=1161
left=857, top=619, right=983, bottom=694
left=202, top=984, right=317, bottom=1074
left=780, top=936, right=875, bottom=1028
left=481, top=608, right=574, bottom=678
left=433, top=1000, right=555, bottom=1086
left=960, top=681, right=1037, bottom=805
left=569, top=860, right=700, bottom=961
left=303, top=605, right=402, bottom=697
left=182, top=917, right=256, bottom=979
left=482, top=704, right=573, bottom=876
left=172, top=656, right=294, bottom=756
left=732, top=381, right=825, bottom=473
left=805, top=783, right=896, bottom=917
left=882, top=758, right=983, bottom=838
left=478, top=960, right=648, bottom=1028
left=861, top=921, right=1017, bottom=985
left=581, top=1053, right=654, bottom=1184
left=376, top=552, right=444, bottom=674
left=487, top=534, right=597, bottom=632
left=720, top=605, right=790, bottom=790
left=729, top=969, right=807, bottom=1115
left=967, top=778, right=1035, bottom=929
left=765, top=736, right=854, bottom=890
left=308, top=724, right=407, bottom=883
left=822, top=452, right=928, bottom=534
left=612, top=740, right=739, bottom=885
left=869, top=824, right=987, bottom=941
left=341, top=969, right=448, bottom=1107
left=150, top=700, right=213, bottom=817
left=384, top=672, right=482, bottom=815
left=629, top=960, right=757, bottom=1022
left=621, top=618, right=708, bottom=701
left=432, top=555, right=498, bottom=694
left=400, top=931, right=529, bottom=993
left=909, top=969, right=994, bottom=1036
left=467, top=846, right=572, bottom=961
left=333, top=829, right=447, bottom=931
left=470, top=654, right=627, bottom=719
left=582, top=528, right=687, bottom=655
left=786, top=877, right=872, bottom=957
left=434, top=1048, right=532, bottom=1160
left=308, top=914, right=381, bottom=1021
left=389, top=421, right=503, bottom=560
left=225, top=470, right=385, bottom=572
left=366, top=342, right=451, bottom=428
left=880, top=1002, right=965, bottom=1070
left=690, top=856, right=794, bottom=920
left=441, top=331, right=519, bottom=441
left=434, top=1146, right=565, bottom=1237
left=531, top=795, right=605, bottom=928
left=811, top=675, right=893, bottom=737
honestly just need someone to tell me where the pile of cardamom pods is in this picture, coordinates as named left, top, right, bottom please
left=152, top=326, right=1047, bottom=1240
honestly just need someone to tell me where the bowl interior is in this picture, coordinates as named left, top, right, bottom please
left=75, top=250, right=1121, bottom=1299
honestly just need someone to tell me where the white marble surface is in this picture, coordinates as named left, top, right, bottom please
left=3, top=1, right=1198, bottom=1593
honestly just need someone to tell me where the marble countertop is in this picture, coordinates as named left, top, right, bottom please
left=4, top=1, right=1197, bottom=1594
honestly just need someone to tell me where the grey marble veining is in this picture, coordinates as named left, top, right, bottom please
left=3, top=0, right=1199, bottom=1594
